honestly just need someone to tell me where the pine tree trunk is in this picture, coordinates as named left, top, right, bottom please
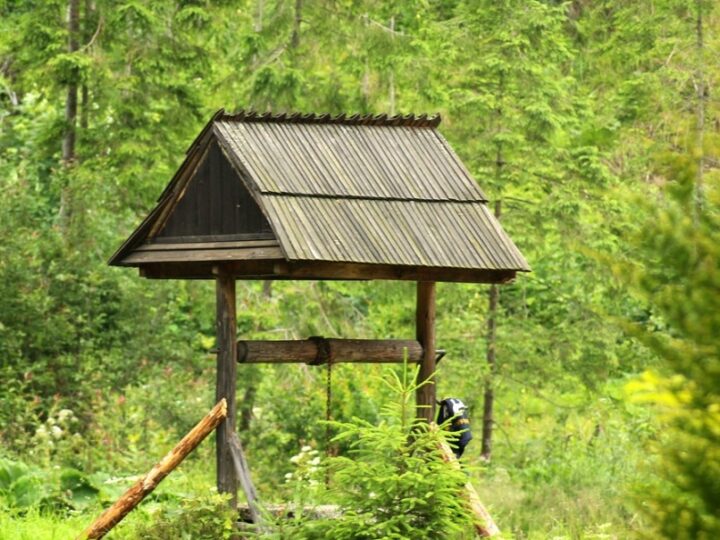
left=62, top=0, right=79, bottom=164
left=481, top=201, right=501, bottom=461
left=79, top=0, right=92, bottom=130
left=693, top=0, right=705, bottom=220
left=389, top=15, right=396, bottom=115
left=481, top=68, right=506, bottom=460
left=291, top=0, right=302, bottom=49
left=59, top=0, right=79, bottom=230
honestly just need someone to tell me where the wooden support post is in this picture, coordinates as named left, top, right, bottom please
left=216, top=272, right=238, bottom=506
left=78, top=399, right=227, bottom=540
left=416, top=281, right=437, bottom=422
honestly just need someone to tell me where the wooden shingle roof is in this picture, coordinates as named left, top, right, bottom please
left=109, top=110, right=529, bottom=283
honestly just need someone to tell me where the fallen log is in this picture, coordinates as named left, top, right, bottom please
left=237, top=503, right=341, bottom=522
left=77, top=399, right=228, bottom=540
left=434, top=424, right=500, bottom=537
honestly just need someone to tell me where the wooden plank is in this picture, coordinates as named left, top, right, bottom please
left=237, top=338, right=424, bottom=364
left=77, top=400, right=227, bottom=540
left=416, top=281, right=436, bottom=423
left=122, top=246, right=284, bottom=264
left=216, top=273, right=238, bottom=506
left=135, top=240, right=280, bottom=251
left=148, top=232, right=276, bottom=244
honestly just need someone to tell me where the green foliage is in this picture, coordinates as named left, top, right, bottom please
left=0, top=457, right=101, bottom=512
left=125, top=493, right=236, bottom=540
left=620, top=160, right=720, bottom=537
left=1, top=0, right=718, bottom=537
left=266, top=363, right=476, bottom=539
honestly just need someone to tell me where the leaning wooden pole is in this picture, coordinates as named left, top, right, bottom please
left=435, top=425, right=500, bottom=537
left=78, top=399, right=227, bottom=540
left=229, top=432, right=262, bottom=525
left=216, top=271, right=239, bottom=506
left=416, top=281, right=437, bottom=422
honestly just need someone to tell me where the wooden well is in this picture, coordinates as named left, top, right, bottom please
left=110, top=110, right=529, bottom=502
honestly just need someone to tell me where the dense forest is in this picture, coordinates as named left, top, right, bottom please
left=0, top=0, right=718, bottom=538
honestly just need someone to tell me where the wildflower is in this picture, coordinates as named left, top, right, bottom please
left=58, top=409, right=74, bottom=422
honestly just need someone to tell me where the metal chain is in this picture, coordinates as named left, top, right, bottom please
left=325, top=358, right=332, bottom=487
left=325, top=357, right=332, bottom=454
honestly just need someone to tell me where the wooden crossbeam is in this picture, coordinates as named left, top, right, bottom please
left=236, top=338, right=424, bottom=365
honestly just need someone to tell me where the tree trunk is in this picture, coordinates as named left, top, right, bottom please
left=291, top=0, right=302, bottom=49
left=79, top=0, right=92, bottom=130
left=389, top=15, right=396, bottom=115
left=239, top=380, right=257, bottom=434
left=481, top=202, right=501, bottom=461
left=62, top=0, right=79, bottom=164
left=693, top=0, right=705, bottom=220
left=78, top=400, right=227, bottom=539
left=59, top=0, right=79, bottom=229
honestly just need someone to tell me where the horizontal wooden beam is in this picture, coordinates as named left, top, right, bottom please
left=237, top=338, right=424, bottom=365
left=137, top=260, right=518, bottom=284
left=124, top=246, right=284, bottom=265
left=271, top=262, right=517, bottom=284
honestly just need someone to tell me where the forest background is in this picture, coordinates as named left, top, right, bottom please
left=0, top=0, right=718, bottom=538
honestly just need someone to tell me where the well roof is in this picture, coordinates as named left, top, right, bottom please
left=109, top=110, right=530, bottom=283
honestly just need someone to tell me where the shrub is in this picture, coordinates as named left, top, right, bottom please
left=272, top=361, right=477, bottom=539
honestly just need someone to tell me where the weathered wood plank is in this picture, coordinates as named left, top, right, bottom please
left=237, top=338, right=423, bottom=364
left=216, top=273, right=238, bottom=506
left=77, top=400, right=227, bottom=540
left=122, top=246, right=284, bottom=264
left=147, top=232, right=276, bottom=244
left=416, top=281, right=436, bottom=423
left=136, top=239, right=279, bottom=251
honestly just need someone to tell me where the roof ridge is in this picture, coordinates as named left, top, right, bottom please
left=218, top=110, right=441, bottom=128
left=258, top=191, right=487, bottom=203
